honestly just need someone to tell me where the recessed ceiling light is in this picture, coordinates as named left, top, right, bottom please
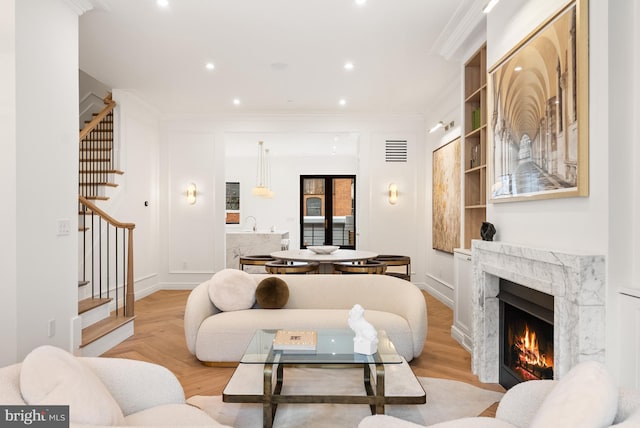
left=514, top=66, right=523, bottom=72
left=339, top=99, right=347, bottom=106
left=157, top=0, right=169, bottom=8
left=344, top=62, right=354, bottom=71
left=233, top=98, right=240, bottom=106
left=205, top=62, right=215, bottom=71
left=355, top=0, right=366, bottom=5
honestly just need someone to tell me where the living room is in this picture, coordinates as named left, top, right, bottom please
left=2, top=0, right=640, bottom=425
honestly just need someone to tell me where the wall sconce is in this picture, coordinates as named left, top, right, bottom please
left=186, top=183, right=197, bottom=205
left=388, top=183, right=399, bottom=205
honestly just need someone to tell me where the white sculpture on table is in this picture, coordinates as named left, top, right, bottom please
left=348, top=304, right=378, bottom=355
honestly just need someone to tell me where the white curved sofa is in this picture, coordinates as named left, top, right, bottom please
left=184, top=273, right=427, bottom=363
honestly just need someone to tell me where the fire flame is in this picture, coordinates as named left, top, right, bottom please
left=515, top=325, right=551, bottom=368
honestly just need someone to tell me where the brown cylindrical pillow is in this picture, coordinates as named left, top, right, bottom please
left=256, top=277, right=289, bottom=309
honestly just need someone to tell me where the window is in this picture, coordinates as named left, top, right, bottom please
left=300, top=175, right=356, bottom=249
left=306, top=197, right=322, bottom=216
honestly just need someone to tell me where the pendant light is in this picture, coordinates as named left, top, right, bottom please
left=252, top=141, right=274, bottom=198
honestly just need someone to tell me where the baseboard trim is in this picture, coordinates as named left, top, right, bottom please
left=135, top=283, right=161, bottom=300
left=451, top=325, right=473, bottom=353
left=424, top=274, right=454, bottom=308
left=158, top=282, right=203, bottom=290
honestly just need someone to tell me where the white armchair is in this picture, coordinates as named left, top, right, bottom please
left=359, top=362, right=640, bottom=428
left=0, top=346, right=230, bottom=427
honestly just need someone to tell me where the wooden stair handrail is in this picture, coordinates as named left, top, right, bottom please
left=79, top=196, right=135, bottom=230
left=79, top=195, right=135, bottom=317
left=79, top=93, right=116, bottom=140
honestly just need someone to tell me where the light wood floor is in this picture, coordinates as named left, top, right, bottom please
left=102, top=289, right=504, bottom=414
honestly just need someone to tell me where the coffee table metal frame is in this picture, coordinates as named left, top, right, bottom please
left=222, top=329, right=426, bottom=428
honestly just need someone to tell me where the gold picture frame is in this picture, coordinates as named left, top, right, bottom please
left=488, top=0, right=588, bottom=203
left=432, top=137, right=461, bottom=253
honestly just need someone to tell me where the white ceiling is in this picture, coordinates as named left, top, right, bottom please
left=225, top=132, right=359, bottom=157
left=79, top=0, right=483, bottom=116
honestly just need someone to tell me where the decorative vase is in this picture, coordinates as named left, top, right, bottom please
left=480, top=222, right=496, bottom=241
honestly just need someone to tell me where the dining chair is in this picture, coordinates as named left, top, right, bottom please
left=373, top=255, right=411, bottom=281
left=333, top=260, right=387, bottom=275
left=239, top=255, right=276, bottom=271
left=265, top=260, right=320, bottom=274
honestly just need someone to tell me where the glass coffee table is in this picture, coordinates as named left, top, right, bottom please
left=223, top=328, right=426, bottom=428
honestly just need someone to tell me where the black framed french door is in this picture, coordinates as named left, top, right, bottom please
left=299, top=175, right=356, bottom=249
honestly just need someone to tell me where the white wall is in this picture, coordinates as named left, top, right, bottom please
left=608, top=0, right=640, bottom=388
left=158, top=115, right=427, bottom=290
left=608, top=1, right=639, bottom=296
left=365, top=130, right=422, bottom=267
left=79, top=70, right=110, bottom=128
left=158, top=119, right=226, bottom=291
left=12, top=0, right=80, bottom=361
left=423, top=73, right=463, bottom=307
left=105, top=90, right=161, bottom=300
left=0, top=0, right=18, bottom=366
left=165, top=130, right=218, bottom=275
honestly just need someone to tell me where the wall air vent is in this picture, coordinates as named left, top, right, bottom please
left=385, top=140, right=408, bottom=162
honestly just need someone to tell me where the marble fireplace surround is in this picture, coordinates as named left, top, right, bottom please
left=471, top=240, right=606, bottom=382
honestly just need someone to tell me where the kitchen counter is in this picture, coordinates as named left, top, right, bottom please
left=226, top=231, right=289, bottom=273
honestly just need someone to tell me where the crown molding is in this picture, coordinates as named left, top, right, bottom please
left=430, top=0, right=486, bottom=61
left=61, top=0, right=109, bottom=16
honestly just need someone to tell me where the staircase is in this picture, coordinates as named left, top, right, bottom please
left=77, top=94, right=135, bottom=356
left=79, top=93, right=123, bottom=201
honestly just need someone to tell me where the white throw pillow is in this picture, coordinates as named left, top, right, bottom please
left=530, top=361, right=618, bottom=428
left=20, top=345, right=125, bottom=426
left=208, top=268, right=256, bottom=311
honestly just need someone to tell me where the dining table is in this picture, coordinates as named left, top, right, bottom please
left=270, top=249, right=378, bottom=274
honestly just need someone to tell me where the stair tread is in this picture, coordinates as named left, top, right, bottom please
left=79, top=182, right=119, bottom=187
left=78, top=297, right=112, bottom=314
left=81, top=313, right=135, bottom=348
left=80, top=169, right=124, bottom=175
left=85, top=196, right=109, bottom=201
left=78, top=280, right=90, bottom=287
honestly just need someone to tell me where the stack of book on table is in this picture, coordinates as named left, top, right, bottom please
left=273, top=330, right=317, bottom=353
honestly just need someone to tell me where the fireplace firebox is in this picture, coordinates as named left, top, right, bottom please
left=499, top=279, right=554, bottom=389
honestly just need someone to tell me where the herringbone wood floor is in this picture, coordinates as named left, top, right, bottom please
left=102, top=289, right=504, bottom=414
